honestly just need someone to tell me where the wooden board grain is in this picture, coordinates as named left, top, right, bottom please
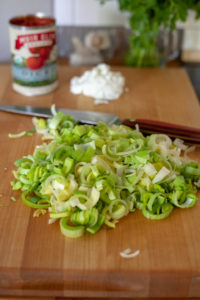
left=0, top=65, right=200, bottom=298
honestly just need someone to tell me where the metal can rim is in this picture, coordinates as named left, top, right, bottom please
left=9, top=12, right=56, bottom=30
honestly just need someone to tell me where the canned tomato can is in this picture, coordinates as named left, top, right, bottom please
left=9, top=13, right=58, bottom=96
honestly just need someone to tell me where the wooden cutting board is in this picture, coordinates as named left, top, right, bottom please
left=0, top=65, right=200, bottom=298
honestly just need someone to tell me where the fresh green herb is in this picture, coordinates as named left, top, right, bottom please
left=99, top=0, right=200, bottom=66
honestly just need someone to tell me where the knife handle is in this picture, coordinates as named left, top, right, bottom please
left=122, top=119, right=200, bottom=144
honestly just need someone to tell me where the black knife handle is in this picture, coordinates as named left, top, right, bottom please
left=122, top=119, right=200, bottom=144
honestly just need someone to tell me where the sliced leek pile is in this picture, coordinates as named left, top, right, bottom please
left=11, top=109, right=200, bottom=238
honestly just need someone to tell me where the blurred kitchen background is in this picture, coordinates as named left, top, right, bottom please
left=1, top=0, right=200, bottom=100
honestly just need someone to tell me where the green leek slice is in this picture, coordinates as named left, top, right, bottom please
left=60, top=217, right=85, bottom=238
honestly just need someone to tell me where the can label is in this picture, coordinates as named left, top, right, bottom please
left=9, top=25, right=58, bottom=88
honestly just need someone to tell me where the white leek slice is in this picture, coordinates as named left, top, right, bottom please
left=91, top=155, right=113, bottom=172
left=8, top=131, right=26, bottom=138
left=152, top=167, right=170, bottom=184
left=50, top=104, right=57, bottom=116
left=70, top=187, right=100, bottom=210
left=74, top=141, right=96, bottom=150
left=144, top=163, right=157, bottom=176
left=120, top=248, right=140, bottom=258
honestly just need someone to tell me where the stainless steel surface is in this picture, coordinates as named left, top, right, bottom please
left=0, top=105, right=121, bottom=125
left=184, top=64, right=200, bottom=102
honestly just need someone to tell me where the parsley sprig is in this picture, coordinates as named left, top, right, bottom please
left=100, top=0, right=200, bottom=66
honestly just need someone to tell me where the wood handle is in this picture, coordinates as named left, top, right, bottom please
left=122, top=119, right=200, bottom=144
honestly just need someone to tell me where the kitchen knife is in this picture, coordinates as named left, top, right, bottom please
left=0, top=104, right=200, bottom=144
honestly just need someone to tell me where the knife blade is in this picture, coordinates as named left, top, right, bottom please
left=0, top=104, right=120, bottom=125
left=0, top=104, right=200, bottom=144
